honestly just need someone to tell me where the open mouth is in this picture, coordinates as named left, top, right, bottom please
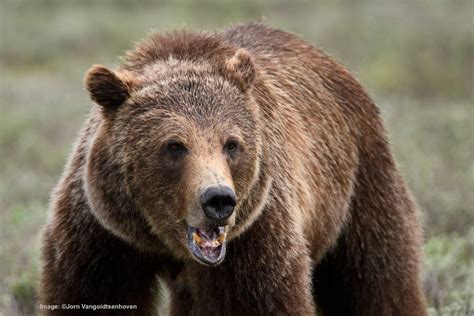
left=187, top=225, right=227, bottom=266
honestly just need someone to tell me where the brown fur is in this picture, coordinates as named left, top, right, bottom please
left=39, top=22, right=427, bottom=315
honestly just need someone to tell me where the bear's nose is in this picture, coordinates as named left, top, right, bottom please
left=201, top=185, right=237, bottom=222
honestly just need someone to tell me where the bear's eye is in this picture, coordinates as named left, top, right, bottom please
left=224, top=140, right=239, bottom=153
left=166, top=142, right=187, bottom=158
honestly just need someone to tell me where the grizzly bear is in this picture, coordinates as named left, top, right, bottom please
left=39, top=22, right=427, bottom=315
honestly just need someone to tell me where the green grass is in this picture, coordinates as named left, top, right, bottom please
left=382, top=98, right=474, bottom=235
left=424, top=229, right=474, bottom=315
left=1, top=1, right=472, bottom=315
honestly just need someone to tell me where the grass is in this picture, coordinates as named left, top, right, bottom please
left=0, top=0, right=472, bottom=315
left=424, top=229, right=474, bottom=315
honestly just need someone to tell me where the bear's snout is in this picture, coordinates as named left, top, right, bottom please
left=200, top=185, right=236, bottom=222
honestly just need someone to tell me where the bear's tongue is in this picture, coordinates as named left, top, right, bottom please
left=193, top=226, right=225, bottom=249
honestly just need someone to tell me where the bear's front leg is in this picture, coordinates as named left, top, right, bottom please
left=181, top=206, right=315, bottom=316
left=39, top=210, right=164, bottom=316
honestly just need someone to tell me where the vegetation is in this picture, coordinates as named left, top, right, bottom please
left=1, top=1, right=472, bottom=315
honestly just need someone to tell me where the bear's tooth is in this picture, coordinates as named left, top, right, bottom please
left=192, top=232, right=203, bottom=246
left=217, top=233, right=226, bottom=244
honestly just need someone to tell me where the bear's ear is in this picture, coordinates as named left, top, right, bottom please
left=84, top=65, right=134, bottom=109
left=224, top=49, right=255, bottom=91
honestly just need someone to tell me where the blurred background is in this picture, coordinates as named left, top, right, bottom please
left=0, top=0, right=472, bottom=315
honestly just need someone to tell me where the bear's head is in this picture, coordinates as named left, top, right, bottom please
left=83, top=41, right=268, bottom=266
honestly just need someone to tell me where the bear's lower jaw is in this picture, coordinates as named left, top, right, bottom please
left=187, top=225, right=227, bottom=266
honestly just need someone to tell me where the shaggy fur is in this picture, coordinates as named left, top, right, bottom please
left=39, top=22, right=427, bottom=315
